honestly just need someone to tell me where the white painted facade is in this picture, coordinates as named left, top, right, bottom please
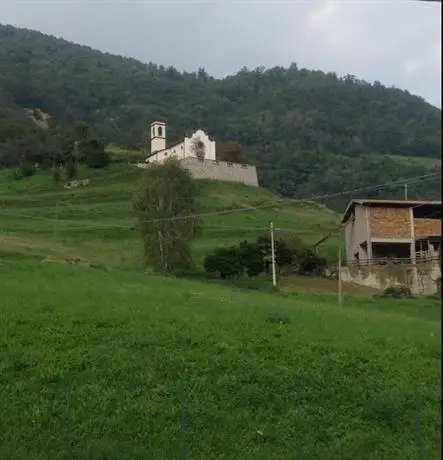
left=141, top=120, right=260, bottom=187
left=147, top=121, right=216, bottom=164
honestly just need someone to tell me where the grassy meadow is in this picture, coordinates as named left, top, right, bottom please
left=0, top=164, right=342, bottom=271
left=1, top=260, right=441, bottom=459
left=0, top=164, right=441, bottom=459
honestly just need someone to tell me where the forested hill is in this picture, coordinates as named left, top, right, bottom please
left=0, top=23, right=441, bottom=209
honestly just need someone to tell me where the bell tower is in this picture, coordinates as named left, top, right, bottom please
left=150, top=121, right=166, bottom=153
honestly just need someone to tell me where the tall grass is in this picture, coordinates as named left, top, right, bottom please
left=0, top=260, right=440, bottom=459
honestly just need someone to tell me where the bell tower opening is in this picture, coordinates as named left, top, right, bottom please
left=150, top=121, right=166, bottom=153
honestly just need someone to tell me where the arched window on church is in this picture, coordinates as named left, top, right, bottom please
left=158, top=126, right=163, bottom=137
left=152, top=127, right=155, bottom=137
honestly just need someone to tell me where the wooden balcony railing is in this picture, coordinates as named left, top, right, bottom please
left=344, top=255, right=440, bottom=268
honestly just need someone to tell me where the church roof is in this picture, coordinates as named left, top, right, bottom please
left=146, top=140, right=183, bottom=159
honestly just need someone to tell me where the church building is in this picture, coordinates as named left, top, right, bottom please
left=146, top=121, right=216, bottom=164
left=141, top=120, right=259, bottom=187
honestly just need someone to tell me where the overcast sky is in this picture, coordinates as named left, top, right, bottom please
left=1, top=0, right=441, bottom=107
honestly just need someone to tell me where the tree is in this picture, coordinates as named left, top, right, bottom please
left=237, top=240, right=264, bottom=277
left=73, top=121, right=89, bottom=142
left=219, top=141, right=245, bottom=163
left=293, top=248, right=327, bottom=276
left=133, top=158, right=200, bottom=274
left=52, top=167, right=61, bottom=184
left=0, top=24, right=440, bottom=209
left=256, top=235, right=294, bottom=272
left=191, top=137, right=206, bottom=160
left=64, top=158, right=77, bottom=179
left=81, top=139, right=109, bottom=168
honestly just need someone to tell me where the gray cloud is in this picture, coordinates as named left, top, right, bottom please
left=1, top=0, right=441, bottom=107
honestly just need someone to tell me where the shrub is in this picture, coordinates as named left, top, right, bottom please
left=204, top=247, right=243, bottom=279
left=238, top=241, right=264, bottom=277
left=79, top=138, right=109, bottom=168
left=15, top=162, right=36, bottom=179
left=205, top=235, right=329, bottom=280
left=255, top=235, right=294, bottom=272
left=293, top=247, right=327, bottom=276
left=380, top=286, right=414, bottom=299
left=86, top=148, right=109, bottom=169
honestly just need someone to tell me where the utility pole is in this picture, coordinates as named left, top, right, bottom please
left=270, top=222, right=277, bottom=288
left=54, top=200, right=59, bottom=240
left=338, top=247, right=343, bottom=307
left=404, top=183, right=408, bottom=200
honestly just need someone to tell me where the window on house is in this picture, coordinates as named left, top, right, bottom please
left=413, top=205, right=441, bottom=219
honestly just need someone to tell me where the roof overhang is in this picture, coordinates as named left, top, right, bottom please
left=341, top=198, right=442, bottom=224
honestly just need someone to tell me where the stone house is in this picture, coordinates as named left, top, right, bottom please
left=340, top=198, right=441, bottom=295
left=341, top=198, right=441, bottom=264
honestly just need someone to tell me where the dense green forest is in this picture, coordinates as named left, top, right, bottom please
left=0, top=23, right=441, bottom=210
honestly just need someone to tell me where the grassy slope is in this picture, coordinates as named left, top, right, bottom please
left=0, top=260, right=440, bottom=459
left=0, top=166, right=441, bottom=458
left=0, top=164, right=342, bottom=271
left=387, top=155, right=441, bottom=168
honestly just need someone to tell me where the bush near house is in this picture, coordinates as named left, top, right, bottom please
left=204, top=235, right=328, bottom=280
left=379, top=286, right=415, bottom=299
left=204, top=246, right=244, bottom=279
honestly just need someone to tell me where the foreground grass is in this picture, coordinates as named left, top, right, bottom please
left=0, top=260, right=440, bottom=459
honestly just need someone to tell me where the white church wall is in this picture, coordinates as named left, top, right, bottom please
left=183, top=130, right=216, bottom=161
left=146, top=142, right=185, bottom=164
left=144, top=121, right=258, bottom=186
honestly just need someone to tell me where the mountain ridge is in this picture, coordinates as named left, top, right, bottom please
left=0, top=23, right=441, bottom=210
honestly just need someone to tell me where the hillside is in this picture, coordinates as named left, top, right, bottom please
left=1, top=259, right=440, bottom=459
left=0, top=165, right=342, bottom=271
left=0, top=23, right=441, bottom=210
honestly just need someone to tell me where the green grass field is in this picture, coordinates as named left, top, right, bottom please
left=0, top=165, right=441, bottom=459
left=387, top=155, right=441, bottom=169
left=1, top=260, right=440, bottom=459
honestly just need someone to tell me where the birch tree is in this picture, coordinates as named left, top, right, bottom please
left=133, top=158, right=200, bottom=273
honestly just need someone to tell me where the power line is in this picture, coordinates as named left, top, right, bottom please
left=74, top=172, right=443, bottom=224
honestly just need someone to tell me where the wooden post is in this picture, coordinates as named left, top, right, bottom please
left=338, top=247, right=343, bottom=307
left=270, top=222, right=277, bottom=288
